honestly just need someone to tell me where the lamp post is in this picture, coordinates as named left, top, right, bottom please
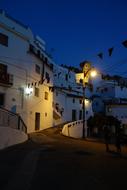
left=82, top=85, right=86, bottom=138
left=80, top=61, right=97, bottom=138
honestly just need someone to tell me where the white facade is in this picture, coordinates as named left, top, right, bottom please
left=95, top=80, right=127, bottom=100
left=62, top=120, right=83, bottom=138
left=0, top=10, right=94, bottom=134
left=92, top=77, right=127, bottom=114
left=0, top=10, right=54, bottom=133
left=53, top=64, right=93, bottom=126
left=115, top=86, right=127, bottom=99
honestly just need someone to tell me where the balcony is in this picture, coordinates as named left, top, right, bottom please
left=53, top=108, right=61, bottom=120
left=0, top=73, right=13, bottom=87
left=53, top=103, right=64, bottom=120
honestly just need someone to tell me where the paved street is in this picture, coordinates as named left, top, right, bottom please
left=0, top=127, right=127, bottom=190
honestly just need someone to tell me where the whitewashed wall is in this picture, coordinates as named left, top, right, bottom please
left=62, top=120, right=83, bottom=138
left=115, top=86, right=127, bottom=99
left=53, top=63, right=94, bottom=126
left=0, top=127, right=28, bottom=150
left=0, top=11, right=54, bottom=133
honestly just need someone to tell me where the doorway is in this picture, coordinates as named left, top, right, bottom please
left=72, top=109, right=76, bottom=121
left=0, top=93, right=5, bottom=107
left=35, top=112, right=40, bottom=130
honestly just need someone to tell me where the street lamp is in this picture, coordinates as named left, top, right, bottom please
left=80, top=61, right=97, bottom=138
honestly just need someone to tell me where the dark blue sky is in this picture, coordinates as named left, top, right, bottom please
left=1, top=0, right=127, bottom=76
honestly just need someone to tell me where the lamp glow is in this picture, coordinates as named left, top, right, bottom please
left=85, top=99, right=89, bottom=106
left=90, top=70, right=97, bottom=78
left=25, top=87, right=33, bottom=95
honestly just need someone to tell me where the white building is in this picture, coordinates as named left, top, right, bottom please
left=53, top=64, right=93, bottom=126
left=0, top=10, right=94, bottom=135
left=0, top=10, right=54, bottom=133
left=92, top=77, right=127, bottom=114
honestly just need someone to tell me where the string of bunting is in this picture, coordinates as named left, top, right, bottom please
left=97, top=39, right=127, bottom=60
left=27, top=78, right=46, bottom=88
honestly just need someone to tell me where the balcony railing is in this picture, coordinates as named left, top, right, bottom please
left=0, top=73, right=13, bottom=86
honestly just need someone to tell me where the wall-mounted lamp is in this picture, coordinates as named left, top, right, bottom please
left=25, top=87, right=33, bottom=95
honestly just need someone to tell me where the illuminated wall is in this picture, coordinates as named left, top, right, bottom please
left=0, top=10, right=54, bottom=133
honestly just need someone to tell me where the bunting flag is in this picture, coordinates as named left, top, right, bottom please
left=40, top=78, right=45, bottom=84
left=108, top=47, right=114, bottom=56
left=27, top=79, right=47, bottom=88
left=122, top=40, right=127, bottom=48
left=95, top=39, right=127, bottom=61
left=97, top=53, right=103, bottom=59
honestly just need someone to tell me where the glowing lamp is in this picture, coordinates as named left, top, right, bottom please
left=90, top=70, right=97, bottom=78
left=25, top=87, right=33, bottom=95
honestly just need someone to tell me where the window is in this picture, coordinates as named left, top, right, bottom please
left=72, top=109, right=77, bottom=121
left=107, top=107, right=112, bottom=112
left=79, top=99, right=82, bottom=104
left=45, top=92, right=48, bottom=100
left=35, top=64, right=40, bottom=74
left=37, top=50, right=40, bottom=57
left=65, top=74, right=68, bottom=81
left=0, top=33, right=8, bottom=47
left=73, top=98, right=75, bottom=103
left=86, top=111, right=88, bottom=115
left=0, top=63, right=7, bottom=74
left=79, top=110, right=82, bottom=120
left=35, top=87, right=39, bottom=97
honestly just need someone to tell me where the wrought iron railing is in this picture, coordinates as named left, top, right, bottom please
left=0, top=107, right=27, bottom=133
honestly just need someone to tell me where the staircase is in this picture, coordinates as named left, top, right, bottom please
left=0, top=107, right=28, bottom=149
left=0, top=107, right=27, bottom=133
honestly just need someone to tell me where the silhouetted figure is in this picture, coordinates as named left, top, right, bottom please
left=115, top=131, right=121, bottom=154
left=104, top=126, right=111, bottom=152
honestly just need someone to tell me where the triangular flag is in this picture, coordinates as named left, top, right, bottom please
left=97, top=53, right=103, bottom=59
left=122, top=40, right=127, bottom=48
left=108, top=47, right=114, bottom=56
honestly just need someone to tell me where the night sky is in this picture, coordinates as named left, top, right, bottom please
left=1, top=0, right=127, bottom=76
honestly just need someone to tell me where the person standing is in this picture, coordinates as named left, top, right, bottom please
left=104, top=125, right=111, bottom=152
left=115, top=129, right=122, bottom=154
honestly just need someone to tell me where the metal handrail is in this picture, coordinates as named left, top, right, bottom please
left=0, top=107, right=27, bottom=133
